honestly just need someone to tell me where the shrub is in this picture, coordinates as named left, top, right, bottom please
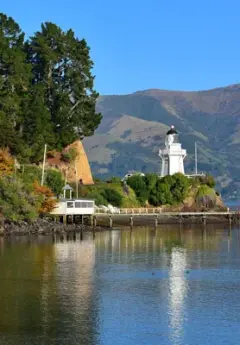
left=198, top=175, right=216, bottom=188
left=33, top=182, right=56, bottom=214
left=0, top=176, right=40, bottom=222
left=0, top=148, right=14, bottom=176
left=61, top=148, right=78, bottom=163
left=127, top=175, right=148, bottom=205
left=204, top=175, right=216, bottom=188
left=149, top=180, right=173, bottom=206
left=168, top=173, right=190, bottom=202
left=45, top=169, right=65, bottom=196
left=86, top=191, right=108, bottom=206
left=144, top=173, right=158, bottom=192
left=100, top=188, right=123, bottom=207
left=20, top=165, right=42, bottom=184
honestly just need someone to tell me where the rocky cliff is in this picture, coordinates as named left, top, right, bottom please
left=46, top=140, right=94, bottom=185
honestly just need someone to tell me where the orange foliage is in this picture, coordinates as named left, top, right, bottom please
left=0, top=148, right=14, bottom=176
left=33, top=182, right=57, bottom=213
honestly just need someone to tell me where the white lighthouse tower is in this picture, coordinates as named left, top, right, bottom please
left=159, top=126, right=187, bottom=176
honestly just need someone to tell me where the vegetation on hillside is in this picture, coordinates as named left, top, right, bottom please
left=127, top=173, right=190, bottom=206
left=77, top=173, right=221, bottom=211
left=0, top=150, right=64, bottom=222
left=78, top=180, right=140, bottom=208
left=0, top=12, right=101, bottom=163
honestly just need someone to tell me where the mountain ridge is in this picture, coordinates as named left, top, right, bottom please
left=84, top=83, right=240, bottom=198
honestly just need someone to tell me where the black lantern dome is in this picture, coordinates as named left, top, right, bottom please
left=166, top=125, right=178, bottom=135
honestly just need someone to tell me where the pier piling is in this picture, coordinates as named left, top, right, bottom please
left=130, top=216, right=134, bottom=228
left=109, top=215, right=113, bottom=228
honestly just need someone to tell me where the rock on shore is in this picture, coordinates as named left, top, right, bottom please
left=1, top=218, right=93, bottom=235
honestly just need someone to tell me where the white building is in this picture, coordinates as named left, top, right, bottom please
left=51, top=198, right=95, bottom=216
left=159, top=126, right=187, bottom=176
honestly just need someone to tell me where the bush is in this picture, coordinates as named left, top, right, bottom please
left=0, top=148, right=14, bottom=176
left=86, top=191, right=108, bottom=206
left=197, top=175, right=216, bottom=188
left=149, top=180, right=173, bottom=206
left=127, top=173, right=190, bottom=206
left=0, top=176, right=40, bottom=222
left=20, top=165, right=42, bottom=184
left=127, top=175, right=148, bottom=205
left=196, top=185, right=216, bottom=210
left=144, top=173, right=158, bottom=192
left=45, top=169, right=65, bottom=196
left=100, top=188, right=123, bottom=207
left=168, top=173, right=190, bottom=202
left=61, top=148, right=78, bottom=163
left=33, top=182, right=57, bottom=214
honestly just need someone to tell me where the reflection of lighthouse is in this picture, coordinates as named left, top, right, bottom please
left=159, top=126, right=187, bottom=176
left=168, top=247, right=188, bottom=345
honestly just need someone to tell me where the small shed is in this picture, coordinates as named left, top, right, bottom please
left=51, top=198, right=95, bottom=216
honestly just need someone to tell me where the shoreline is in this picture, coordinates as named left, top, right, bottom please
left=0, top=212, right=239, bottom=235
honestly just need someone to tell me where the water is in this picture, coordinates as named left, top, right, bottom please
left=0, top=225, right=240, bottom=345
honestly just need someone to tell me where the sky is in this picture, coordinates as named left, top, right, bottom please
left=1, top=0, right=240, bottom=95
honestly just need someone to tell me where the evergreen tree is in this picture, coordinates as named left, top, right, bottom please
left=0, top=13, right=30, bottom=154
left=23, top=85, right=55, bottom=162
left=25, top=22, right=102, bottom=151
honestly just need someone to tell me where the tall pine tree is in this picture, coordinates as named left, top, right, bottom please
left=25, top=22, right=102, bottom=152
left=0, top=13, right=30, bottom=155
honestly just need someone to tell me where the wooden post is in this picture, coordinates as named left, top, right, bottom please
left=94, top=216, right=97, bottom=228
left=155, top=215, right=158, bottom=228
left=109, top=215, right=113, bottom=228
left=90, top=215, right=93, bottom=227
left=130, top=216, right=134, bottom=228
left=80, top=227, right=83, bottom=241
left=73, top=232, right=76, bottom=241
left=63, top=215, right=67, bottom=225
left=202, top=215, right=206, bottom=226
left=81, top=215, right=84, bottom=226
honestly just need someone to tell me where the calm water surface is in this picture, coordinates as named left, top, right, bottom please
left=0, top=225, right=240, bottom=345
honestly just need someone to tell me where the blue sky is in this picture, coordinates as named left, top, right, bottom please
left=2, top=0, right=240, bottom=94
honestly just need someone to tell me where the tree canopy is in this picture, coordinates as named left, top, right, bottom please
left=127, top=173, right=190, bottom=206
left=0, top=13, right=102, bottom=162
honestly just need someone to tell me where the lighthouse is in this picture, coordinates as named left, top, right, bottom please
left=159, top=126, right=187, bottom=176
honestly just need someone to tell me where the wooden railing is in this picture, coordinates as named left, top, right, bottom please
left=94, top=208, right=237, bottom=216
left=94, top=208, right=163, bottom=214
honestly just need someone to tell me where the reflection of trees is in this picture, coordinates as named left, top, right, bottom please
left=0, top=236, right=56, bottom=339
left=0, top=235, right=97, bottom=345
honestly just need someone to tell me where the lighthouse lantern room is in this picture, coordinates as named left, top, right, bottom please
left=159, top=126, right=187, bottom=176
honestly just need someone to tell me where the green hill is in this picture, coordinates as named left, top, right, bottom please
left=84, top=84, right=240, bottom=198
